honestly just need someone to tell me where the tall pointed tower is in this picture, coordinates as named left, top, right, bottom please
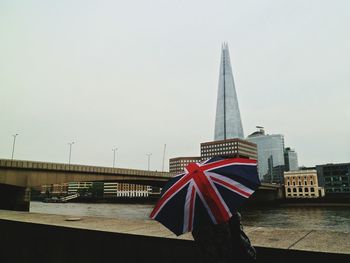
left=214, top=43, right=244, bottom=140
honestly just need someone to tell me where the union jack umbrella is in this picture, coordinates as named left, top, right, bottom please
left=150, top=157, right=260, bottom=236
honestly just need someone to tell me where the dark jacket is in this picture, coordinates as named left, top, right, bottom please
left=192, top=212, right=256, bottom=263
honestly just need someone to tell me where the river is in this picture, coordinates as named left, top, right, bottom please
left=29, top=201, right=350, bottom=233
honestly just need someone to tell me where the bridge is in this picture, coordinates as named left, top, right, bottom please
left=0, top=158, right=171, bottom=211
left=0, top=158, right=283, bottom=211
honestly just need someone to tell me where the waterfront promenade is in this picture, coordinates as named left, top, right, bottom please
left=0, top=209, right=349, bottom=262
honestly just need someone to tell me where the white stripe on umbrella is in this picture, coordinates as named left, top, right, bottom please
left=183, top=181, right=196, bottom=233
left=206, top=171, right=254, bottom=198
left=204, top=161, right=257, bottom=173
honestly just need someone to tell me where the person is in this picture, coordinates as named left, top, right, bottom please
left=191, top=210, right=256, bottom=263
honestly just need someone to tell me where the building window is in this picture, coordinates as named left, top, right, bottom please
left=311, top=188, right=315, bottom=192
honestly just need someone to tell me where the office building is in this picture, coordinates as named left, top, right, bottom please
left=169, top=157, right=202, bottom=174
left=316, top=163, right=350, bottom=197
left=200, top=138, right=257, bottom=161
left=247, top=128, right=285, bottom=182
left=284, top=147, right=299, bottom=171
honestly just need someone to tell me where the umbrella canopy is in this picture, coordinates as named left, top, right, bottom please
left=150, top=157, right=260, bottom=236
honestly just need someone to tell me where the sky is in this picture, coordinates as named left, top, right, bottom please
left=1, top=0, right=349, bottom=171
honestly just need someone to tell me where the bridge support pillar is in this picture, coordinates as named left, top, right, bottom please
left=0, top=184, right=31, bottom=211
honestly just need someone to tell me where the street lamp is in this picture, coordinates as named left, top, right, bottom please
left=146, top=153, right=152, bottom=171
left=11, top=133, right=19, bottom=160
left=112, top=147, right=118, bottom=168
left=68, top=141, right=75, bottom=165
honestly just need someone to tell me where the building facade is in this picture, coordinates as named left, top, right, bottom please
left=284, top=170, right=325, bottom=198
left=316, top=163, right=350, bottom=197
left=247, top=128, right=285, bottom=182
left=43, top=182, right=151, bottom=198
left=169, top=157, right=202, bottom=174
left=114, top=183, right=151, bottom=198
left=214, top=43, right=244, bottom=140
left=284, top=147, right=299, bottom=171
left=200, top=138, right=257, bottom=161
left=67, top=182, right=93, bottom=195
left=41, top=183, right=68, bottom=196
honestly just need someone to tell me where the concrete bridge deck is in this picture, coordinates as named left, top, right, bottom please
left=0, top=210, right=349, bottom=262
left=0, top=158, right=170, bottom=188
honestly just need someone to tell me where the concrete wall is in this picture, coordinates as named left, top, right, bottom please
left=0, top=219, right=348, bottom=263
left=0, top=184, right=30, bottom=211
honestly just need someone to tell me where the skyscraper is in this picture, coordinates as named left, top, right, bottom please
left=284, top=147, right=299, bottom=171
left=214, top=43, right=244, bottom=140
left=247, top=128, right=285, bottom=181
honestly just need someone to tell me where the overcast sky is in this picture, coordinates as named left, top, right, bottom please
left=1, top=0, right=349, bottom=171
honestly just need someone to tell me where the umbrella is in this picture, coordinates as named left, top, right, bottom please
left=150, top=157, right=260, bottom=236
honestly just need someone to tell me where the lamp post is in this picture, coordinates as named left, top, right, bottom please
left=146, top=153, right=152, bottom=171
left=68, top=141, right=75, bottom=165
left=112, top=147, right=118, bottom=168
left=11, top=133, right=19, bottom=160
left=162, top=144, right=166, bottom=172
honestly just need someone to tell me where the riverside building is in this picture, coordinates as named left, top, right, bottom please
left=43, top=182, right=151, bottom=198
left=41, top=183, right=68, bottom=196
left=284, top=170, right=325, bottom=198
left=316, top=163, right=350, bottom=197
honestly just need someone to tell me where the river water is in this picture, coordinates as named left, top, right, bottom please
left=29, top=201, right=350, bottom=233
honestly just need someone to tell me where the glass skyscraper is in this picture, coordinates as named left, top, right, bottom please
left=284, top=147, right=299, bottom=171
left=247, top=129, right=285, bottom=181
left=214, top=43, right=244, bottom=141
